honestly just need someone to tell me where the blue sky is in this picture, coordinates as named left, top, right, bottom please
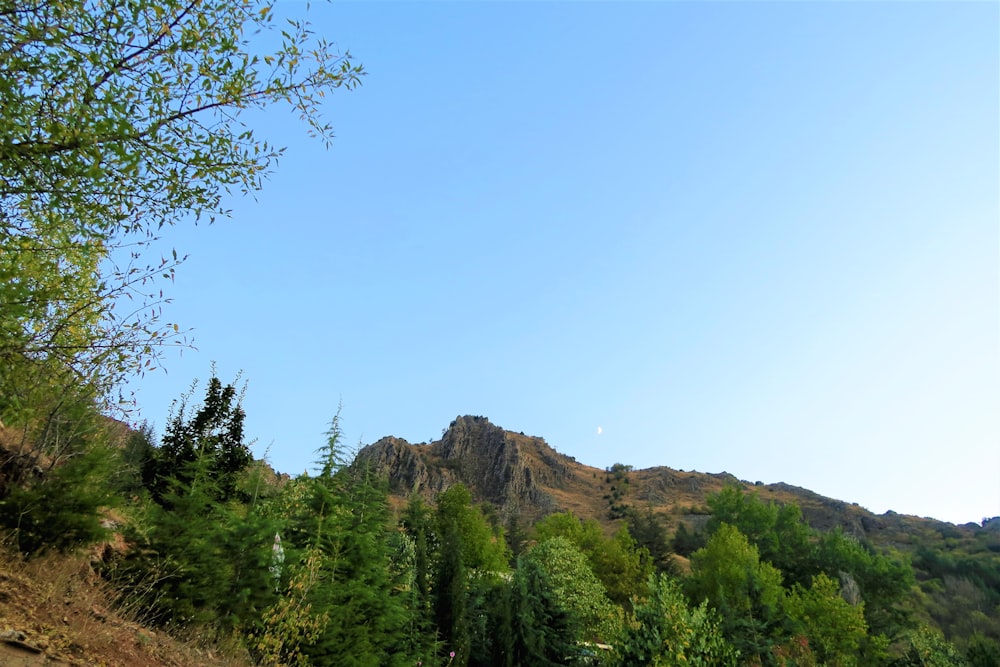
left=127, top=1, right=998, bottom=525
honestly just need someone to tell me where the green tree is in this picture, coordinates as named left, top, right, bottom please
left=432, top=484, right=510, bottom=666
left=626, top=506, right=676, bottom=574
left=0, top=441, right=118, bottom=555
left=615, top=573, right=737, bottom=667
left=785, top=573, right=868, bottom=667
left=534, top=511, right=651, bottom=608
left=686, top=523, right=786, bottom=665
left=436, top=484, right=510, bottom=573
left=285, top=416, right=411, bottom=667
left=507, top=556, right=578, bottom=667
left=113, top=431, right=279, bottom=633
left=892, top=627, right=970, bottom=667
left=523, top=536, right=621, bottom=643
left=815, top=527, right=914, bottom=640
left=142, top=371, right=252, bottom=504
left=0, top=0, right=362, bottom=424
left=399, top=496, right=438, bottom=663
left=707, top=486, right=814, bottom=586
left=672, top=522, right=706, bottom=558
left=966, top=633, right=1000, bottom=667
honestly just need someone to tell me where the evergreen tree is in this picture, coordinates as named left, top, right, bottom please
left=0, top=442, right=118, bottom=556
left=284, top=415, right=412, bottom=667
left=400, top=496, right=438, bottom=663
left=143, top=372, right=252, bottom=504
left=672, top=522, right=707, bottom=558
left=508, top=556, right=577, bottom=667
left=435, top=513, right=471, bottom=665
left=626, top=505, right=676, bottom=574
left=115, top=449, right=280, bottom=633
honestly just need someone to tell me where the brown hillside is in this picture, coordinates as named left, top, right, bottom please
left=356, top=415, right=988, bottom=547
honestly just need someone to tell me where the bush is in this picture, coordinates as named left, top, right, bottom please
left=0, top=445, right=117, bottom=556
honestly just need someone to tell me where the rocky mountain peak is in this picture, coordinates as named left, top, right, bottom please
left=355, top=415, right=570, bottom=518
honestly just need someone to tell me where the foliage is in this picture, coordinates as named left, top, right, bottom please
left=523, top=537, right=621, bottom=643
left=706, top=486, right=916, bottom=644
left=114, top=455, right=279, bottom=631
left=533, top=511, right=651, bottom=608
left=707, top=486, right=813, bottom=587
left=432, top=484, right=510, bottom=666
left=604, top=463, right=632, bottom=519
left=436, top=484, right=510, bottom=574
left=399, top=496, right=438, bottom=662
left=965, top=633, right=1000, bottom=667
left=285, top=416, right=412, bottom=667
left=815, top=527, right=914, bottom=640
left=784, top=573, right=868, bottom=667
left=615, top=573, right=737, bottom=667
left=686, top=523, right=786, bottom=665
left=506, top=555, right=579, bottom=667
left=626, top=506, right=677, bottom=574
left=672, top=521, right=706, bottom=558
left=891, top=627, right=970, bottom=667
left=914, top=539, right=1000, bottom=647
left=142, top=371, right=252, bottom=503
left=252, top=547, right=330, bottom=667
left=0, top=0, right=363, bottom=412
left=0, top=442, right=117, bottom=555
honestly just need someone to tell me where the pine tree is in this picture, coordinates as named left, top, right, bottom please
left=283, top=415, right=413, bottom=666
left=508, top=556, right=577, bottom=667
left=143, top=372, right=252, bottom=505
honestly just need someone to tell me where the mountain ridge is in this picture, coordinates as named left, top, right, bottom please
left=355, top=414, right=994, bottom=543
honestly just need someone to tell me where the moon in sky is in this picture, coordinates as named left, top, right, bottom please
left=596, top=426, right=603, bottom=436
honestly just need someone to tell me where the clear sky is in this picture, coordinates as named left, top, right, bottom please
left=125, top=1, right=999, bottom=526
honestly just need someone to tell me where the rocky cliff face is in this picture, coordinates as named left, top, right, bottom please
left=354, top=415, right=571, bottom=518
left=355, top=414, right=997, bottom=553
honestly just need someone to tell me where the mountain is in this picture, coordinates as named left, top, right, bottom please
left=355, top=414, right=996, bottom=547
left=357, top=415, right=1000, bottom=648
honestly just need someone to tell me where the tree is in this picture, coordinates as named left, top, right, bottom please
left=283, top=415, right=412, bottom=667
left=892, top=627, right=970, bottom=667
left=507, top=556, right=578, bottom=667
left=399, top=496, right=438, bottom=663
left=815, top=527, right=914, bottom=640
left=626, top=506, right=676, bottom=574
left=523, top=537, right=620, bottom=643
left=432, top=484, right=510, bottom=666
left=784, top=573, right=868, bottom=667
left=0, top=441, right=118, bottom=555
left=0, top=0, right=363, bottom=424
left=615, top=573, right=737, bottom=667
left=142, top=371, right=252, bottom=504
left=706, top=486, right=814, bottom=586
left=686, top=523, right=786, bottom=665
left=534, top=511, right=651, bottom=608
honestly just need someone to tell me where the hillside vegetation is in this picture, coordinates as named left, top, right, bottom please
left=1, top=1, right=997, bottom=665
left=2, top=403, right=998, bottom=666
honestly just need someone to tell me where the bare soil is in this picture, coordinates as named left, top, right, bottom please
left=0, top=547, right=249, bottom=667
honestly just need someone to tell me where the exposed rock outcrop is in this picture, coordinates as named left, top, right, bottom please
left=354, top=415, right=571, bottom=518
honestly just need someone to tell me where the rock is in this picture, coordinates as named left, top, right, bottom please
left=0, top=628, right=43, bottom=654
left=355, top=415, right=567, bottom=519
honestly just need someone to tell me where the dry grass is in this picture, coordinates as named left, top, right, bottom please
left=0, top=545, right=252, bottom=667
